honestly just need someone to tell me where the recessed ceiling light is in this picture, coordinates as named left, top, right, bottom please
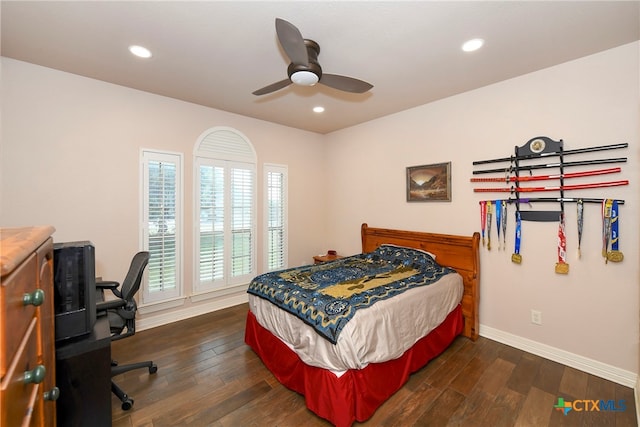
left=462, top=38, right=484, bottom=52
left=129, top=45, right=152, bottom=58
left=313, top=106, right=325, bottom=113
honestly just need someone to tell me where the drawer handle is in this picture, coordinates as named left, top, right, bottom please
left=24, top=365, right=46, bottom=384
left=44, top=387, right=60, bottom=401
left=23, top=289, right=45, bottom=307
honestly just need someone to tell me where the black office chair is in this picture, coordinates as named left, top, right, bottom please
left=96, top=251, right=157, bottom=410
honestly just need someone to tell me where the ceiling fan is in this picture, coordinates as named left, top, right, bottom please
left=252, top=18, right=374, bottom=96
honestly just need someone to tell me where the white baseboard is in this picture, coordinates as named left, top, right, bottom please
left=480, top=324, right=637, bottom=388
left=136, top=293, right=248, bottom=332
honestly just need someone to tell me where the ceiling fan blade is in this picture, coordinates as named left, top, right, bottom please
left=275, top=18, right=309, bottom=65
left=319, top=74, right=373, bottom=94
left=252, top=78, right=292, bottom=96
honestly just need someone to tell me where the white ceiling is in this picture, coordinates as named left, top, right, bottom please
left=2, top=1, right=638, bottom=134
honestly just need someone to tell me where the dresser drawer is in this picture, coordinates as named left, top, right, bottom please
left=36, top=238, right=56, bottom=426
left=1, top=226, right=56, bottom=427
left=1, top=253, right=37, bottom=378
left=1, top=317, right=40, bottom=427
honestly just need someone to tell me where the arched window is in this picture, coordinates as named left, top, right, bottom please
left=194, top=127, right=257, bottom=293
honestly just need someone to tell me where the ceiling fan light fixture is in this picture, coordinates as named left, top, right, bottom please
left=252, top=18, right=372, bottom=96
left=291, top=70, right=319, bottom=86
left=313, top=106, right=325, bottom=113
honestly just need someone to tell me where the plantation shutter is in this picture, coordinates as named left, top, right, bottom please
left=231, top=166, right=254, bottom=278
left=265, top=165, right=287, bottom=271
left=198, top=163, right=225, bottom=284
left=141, top=150, right=182, bottom=303
left=194, top=127, right=256, bottom=292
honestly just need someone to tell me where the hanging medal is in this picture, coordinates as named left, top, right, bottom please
left=479, top=201, right=487, bottom=247
left=602, top=199, right=613, bottom=262
left=555, top=213, right=569, bottom=274
left=607, top=200, right=624, bottom=262
left=511, top=210, right=522, bottom=264
left=486, top=201, right=493, bottom=251
left=495, top=200, right=502, bottom=250
left=576, top=199, right=583, bottom=259
left=501, top=201, right=507, bottom=251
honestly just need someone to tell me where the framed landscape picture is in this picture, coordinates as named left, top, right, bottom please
left=406, top=162, right=451, bottom=202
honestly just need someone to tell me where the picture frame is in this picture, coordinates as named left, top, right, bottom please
left=406, top=162, right=452, bottom=202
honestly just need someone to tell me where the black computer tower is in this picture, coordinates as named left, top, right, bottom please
left=53, top=241, right=97, bottom=342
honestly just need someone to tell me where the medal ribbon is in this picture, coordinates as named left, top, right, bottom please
left=486, top=201, right=493, bottom=251
left=515, top=212, right=521, bottom=254
left=611, top=200, right=619, bottom=251
left=602, top=199, right=613, bottom=261
left=557, top=213, right=567, bottom=264
left=576, top=199, right=583, bottom=259
left=607, top=200, right=624, bottom=262
left=512, top=210, right=522, bottom=264
left=555, top=213, right=569, bottom=274
left=501, top=201, right=507, bottom=251
left=480, top=201, right=486, bottom=247
left=495, top=200, right=502, bottom=250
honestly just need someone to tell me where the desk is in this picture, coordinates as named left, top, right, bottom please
left=55, top=316, right=111, bottom=427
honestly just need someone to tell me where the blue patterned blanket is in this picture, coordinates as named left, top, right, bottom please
left=247, top=245, right=455, bottom=344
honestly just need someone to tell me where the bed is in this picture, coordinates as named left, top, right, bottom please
left=244, top=223, right=480, bottom=426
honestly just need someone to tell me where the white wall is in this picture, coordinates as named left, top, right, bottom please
left=1, top=57, right=327, bottom=321
left=324, top=42, right=639, bottom=379
left=2, top=42, right=638, bottom=383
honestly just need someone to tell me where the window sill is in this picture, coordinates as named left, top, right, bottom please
left=138, top=296, right=187, bottom=314
left=190, top=283, right=248, bottom=303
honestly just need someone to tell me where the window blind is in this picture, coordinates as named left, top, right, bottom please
left=231, top=167, right=253, bottom=277
left=141, top=150, right=182, bottom=303
left=265, top=165, right=288, bottom=271
left=194, top=127, right=256, bottom=292
left=198, top=164, right=225, bottom=283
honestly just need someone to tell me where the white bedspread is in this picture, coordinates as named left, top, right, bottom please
left=248, top=271, right=463, bottom=376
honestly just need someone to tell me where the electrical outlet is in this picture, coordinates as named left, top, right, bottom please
left=531, top=309, right=542, bottom=325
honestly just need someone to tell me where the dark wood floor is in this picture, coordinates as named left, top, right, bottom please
left=111, top=303, right=637, bottom=427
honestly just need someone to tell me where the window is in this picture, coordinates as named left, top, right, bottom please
left=264, top=164, right=288, bottom=271
left=197, top=160, right=225, bottom=284
left=140, top=150, right=182, bottom=304
left=194, top=128, right=256, bottom=293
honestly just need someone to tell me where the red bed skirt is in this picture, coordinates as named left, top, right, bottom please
left=244, top=304, right=463, bottom=427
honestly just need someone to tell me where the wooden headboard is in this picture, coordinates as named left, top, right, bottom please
left=361, top=223, right=480, bottom=341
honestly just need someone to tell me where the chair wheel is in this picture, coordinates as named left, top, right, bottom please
left=121, top=398, right=134, bottom=411
left=149, top=364, right=158, bottom=374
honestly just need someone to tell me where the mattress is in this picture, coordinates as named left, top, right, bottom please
left=248, top=269, right=462, bottom=375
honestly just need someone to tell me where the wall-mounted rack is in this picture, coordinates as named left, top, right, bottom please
left=471, top=137, right=628, bottom=272
left=472, top=137, right=627, bottom=221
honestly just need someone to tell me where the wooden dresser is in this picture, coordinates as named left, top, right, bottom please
left=1, top=226, right=58, bottom=426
